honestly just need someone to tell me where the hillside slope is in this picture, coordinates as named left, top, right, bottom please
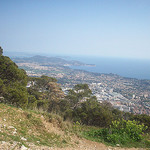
left=0, top=103, right=146, bottom=150
left=0, top=103, right=74, bottom=149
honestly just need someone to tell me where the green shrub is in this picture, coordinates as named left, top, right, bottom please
left=110, top=119, right=147, bottom=142
left=28, top=95, right=37, bottom=109
left=85, top=119, right=148, bottom=145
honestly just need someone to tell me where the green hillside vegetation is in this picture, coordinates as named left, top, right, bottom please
left=0, top=48, right=150, bottom=148
left=27, top=75, right=64, bottom=112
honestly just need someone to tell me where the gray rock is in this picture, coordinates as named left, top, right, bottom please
left=2, top=141, right=6, bottom=144
left=13, top=131, right=17, bottom=135
left=21, top=137, right=27, bottom=141
left=21, top=145, right=28, bottom=150
left=8, top=126, right=15, bottom=129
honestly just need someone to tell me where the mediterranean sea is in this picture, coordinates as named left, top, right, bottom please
left=70, top=56, right=150, bottom=80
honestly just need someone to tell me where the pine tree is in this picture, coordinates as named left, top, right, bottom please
left=0, top=46, right=3, bottom=56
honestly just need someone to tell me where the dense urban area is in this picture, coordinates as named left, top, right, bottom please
left=13, top=55, right=150, bottom=115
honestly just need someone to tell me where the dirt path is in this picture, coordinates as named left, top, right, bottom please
left=0, top=139, right=146, bottom=150
left=28, top=139, right=146, bottom=150
left=50, top=139, right=145, bottom=150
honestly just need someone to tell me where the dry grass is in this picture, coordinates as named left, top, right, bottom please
left=0, top=103, right=76, bottom=149
left=0, top=103, right=145, bottom=150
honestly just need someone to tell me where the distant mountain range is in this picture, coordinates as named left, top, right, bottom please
left=12, top=55, right=86, bottom=66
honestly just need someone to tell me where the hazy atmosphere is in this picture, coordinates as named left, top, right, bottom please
left=1, top=1, right=150, bottom=149
left=0, top=0, right=150, bottom=59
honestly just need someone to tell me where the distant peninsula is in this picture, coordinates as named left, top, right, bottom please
left=12, top=55, right=95, bottom=67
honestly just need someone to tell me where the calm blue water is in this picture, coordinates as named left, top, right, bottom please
left=5, top=51, right=150, bottom=80
left=70, top=56, right=150, bottom=80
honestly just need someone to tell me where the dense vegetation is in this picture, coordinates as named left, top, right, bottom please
left=27, top=75, right=64, bottom=111
left=0, top=47, right=150, bottom=148
left=0, top=54, right=28, bottom=108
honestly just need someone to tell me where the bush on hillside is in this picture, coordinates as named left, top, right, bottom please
left=86, top=119, right=148, bottom=145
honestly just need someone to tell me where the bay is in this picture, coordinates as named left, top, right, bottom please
left=70, top=56, right=150, bottom=80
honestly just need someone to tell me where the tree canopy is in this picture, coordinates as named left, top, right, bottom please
left=0, top=55, right=28, bottom=107
left=0, top=46, right=3, bottom=56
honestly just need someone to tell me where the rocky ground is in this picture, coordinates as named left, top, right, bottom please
left=0, top=139, right=147, bottom=150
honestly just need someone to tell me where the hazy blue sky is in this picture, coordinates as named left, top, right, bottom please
left=0, top=0, right=150, bottom=59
